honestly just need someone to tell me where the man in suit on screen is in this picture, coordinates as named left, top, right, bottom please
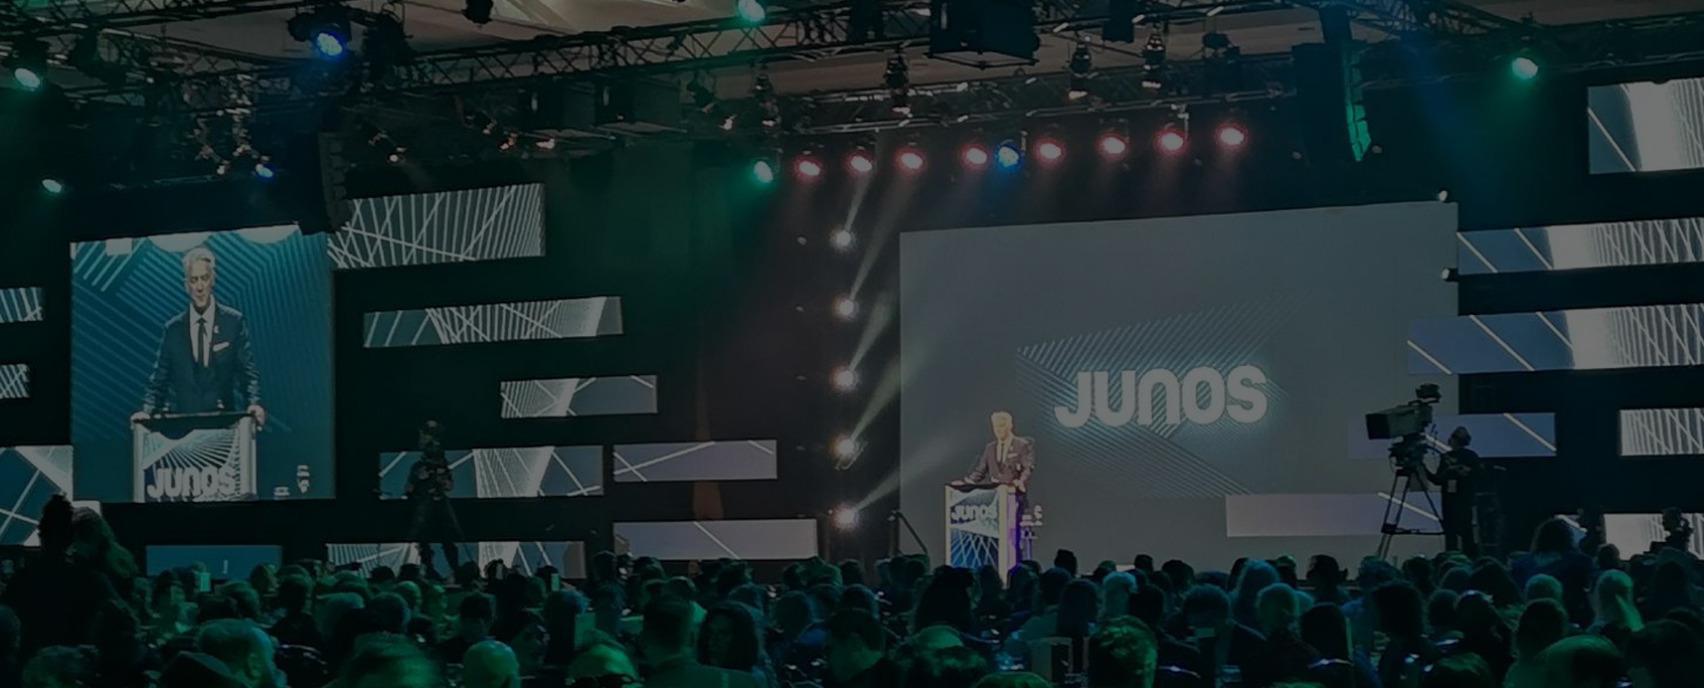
left=131, top=246, right=265, bottom=426
left=958, top=410, right=1034, bottom=492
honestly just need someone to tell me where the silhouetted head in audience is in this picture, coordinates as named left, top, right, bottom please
left=773, top=591, right=820, bottom=641
left=1531, top=517, right=1581, bottom=555
left=1256, top=584, right=1303, bottom=637
left=1626, top=619, right=1704, bottom=688
left=1596, top=544, right=1622, bottom=572
left=1182, top=585, right=1232, bottom=634
left=1421, top=653, right=1494, bottom=688
left=641, top=595, right=699, bottom=667
left=565, top=639, right=639, bottom=683
left=1056, top=579, right=1101, bottom=639
left=903, top=645, right=990, bottom=688
left=1299, top=603, right=1352, bottom=661
left=1005, top=566, right=1038, bottom=615
left=366, top=592, right=411, bottom=635
left=1054, top=550, right=1079, bottom=578
left=456, top=593, right=495, bottom=641
left=699, top=602, right=765, bottom=673
left=336, top=634, right=439, bottom=688
left=1426, top=589, right=1459, bottom=637
left=1524, top=574, right=1563, bottom=604
left=912, top=571, right=975, bottom=634
left=1037, top=567, right=1071, bottom=612
left=1086, top=617, right=1157, bottom=688
left=1371, top=582, right=1425, bottom=640
left=461, top=640, right=520, bottom=688
left=826, top=609, right=887, bottom=683
left=840, top=585, right=880, bottom=618
left=1514, top=598, right=1568, bottom=661
left=1538, top=635, right=1624, bottom=688
left=1231, top=561, right=1278, bottom=626
left=196, top=619, right=281, bottom=688
left=1467, top=561, right=1521, bottom=608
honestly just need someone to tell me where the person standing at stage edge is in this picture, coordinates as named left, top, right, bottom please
left=407, top=420, right=463, bottom=579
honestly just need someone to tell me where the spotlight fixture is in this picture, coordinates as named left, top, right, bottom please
left=39, top=178, right=65, bottom=194
left=253, top=160, right=276, bottom=180
left=996, top=140, right=1022, bottom=169
left=962, top=143, right=990, bottom=167
left=1157, top=126, right=1186, bottom=154
left=5, top=39, right=50, bottom=91
left=847, top=148, right=875, bottom=175
left=1098, top=130, right=1129, bottom=158
left=364, top=125, right=405, bottom=163
left=462, top=0, right=494, bottom=25
left=752, top=158, right=776, bottom=184
left=831, top=435, right=860, bottom=461
left=897, top=147, right=925, bottom=172
left=735, top=0, right=766, bottom=24
left=1036, top=138, right=1065, bottom=163
left=829, top=227, right=856, bottom=252
left=1510, top=54, right=1539, bottom=81
left=884, top=51, right=911, bottom=115
left=287, top=6, right=352, bottom=59
left=1067, top=43, right=1093, bottom=101
left=1216, top=121, right=1248, bottom=148
left=1140, top=30, right=1167, bottom=89
left=832, top=505, right=860, bottom=530
left=832, top=295, right=859, bottom=321
left=831, top=366, right=859, bottom=392
left=794, top=156, right=823, bottom=179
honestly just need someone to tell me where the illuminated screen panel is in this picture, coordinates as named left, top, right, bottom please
left=614, top=519, right=818, bottom=561
left=0, top=446, right=72, bottom=546
left=146, top=544, right=282, bottom=578
left=1589, top=76, right=1704, bottom=174
left=900, top=202, right=1458, bottom=569
left=1602, top=513, right=1704, bottom=556
left=1458, top=218, right=1704, bottom=275
left=1409, top=304, right=1704, bottom=374
left=0, top=364, right=26, bottom=400
left=70, top=226, right=334, bottom=502
left=611, top=440, right=778, bottom=483
left=1620, top=408, right=1704, bottom=457
left=363, top=297, right=622, bottom=348
left=327, top=184, right=546, bottom=270
left=378, top=445, right=602, bottom=499
left=500, top=375, right=657, bottom=419
left=1226, top=493, right=1438, bottom=538
left=0, top=287, right=43, bottom=324
left=327, top=541, right=587, bottom=578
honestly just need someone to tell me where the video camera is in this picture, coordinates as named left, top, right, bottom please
left=1366, top=383, right=1442, bottom=474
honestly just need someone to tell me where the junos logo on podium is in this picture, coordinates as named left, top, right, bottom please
left=949, top=502, right=999, bottom=526
left=1054, top=365, right=1271, bottom=429
left=145, top=465, right=241, bottom=501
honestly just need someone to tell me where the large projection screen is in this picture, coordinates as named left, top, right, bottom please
left=71, top=226, right=334, bottom=502
left=900, top=203, right=1457, bottom=570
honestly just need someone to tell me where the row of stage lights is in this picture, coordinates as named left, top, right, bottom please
left=752, top=120, right=1251, bottom=184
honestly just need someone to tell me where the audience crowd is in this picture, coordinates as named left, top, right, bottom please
left=2, top=495, right=1703, bottom=688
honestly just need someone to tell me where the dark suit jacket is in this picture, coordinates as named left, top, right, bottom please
left=964, top=436, right=1035, bottom=489
left=643, top=659, right=760, bottom=688
left=141, top=303, right=260, bottom=415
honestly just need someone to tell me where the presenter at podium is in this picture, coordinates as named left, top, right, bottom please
left=957, top=411, right=1034, bottom=493
left=129, top=246, right=265, bottom=427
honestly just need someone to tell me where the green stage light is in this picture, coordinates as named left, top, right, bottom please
left=1510, top=55, right=1539, bottom=81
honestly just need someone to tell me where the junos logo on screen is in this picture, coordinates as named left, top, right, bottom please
left=1055, top=365, right=1270, bottom=429
left=950, top=503, right=998, bottom=526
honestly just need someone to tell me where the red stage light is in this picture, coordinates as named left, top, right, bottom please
left=1036, top=139, right=1065, bottom=163
left=1098, top=133, right=1128, bottom=158
left=898, top=148, right=925, bottom=172
left=795, top=157, right=823, bottom=178
left=847, top=150, right=874, bottom=174
left=962, top=145, right=990, bottom=167
left=1157, top=127, right=1186, bottom=154
left=1217, top=123, right=1248, bottom=148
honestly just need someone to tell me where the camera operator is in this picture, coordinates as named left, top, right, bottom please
left=1426, top=427, right=1482, bottom=556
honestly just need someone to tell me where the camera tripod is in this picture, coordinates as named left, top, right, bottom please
left=1377, top=466, right=1443, bottom=560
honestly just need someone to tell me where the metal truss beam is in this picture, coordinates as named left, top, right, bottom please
left=1287, top=0, right=1528, bottom=38
left=64, top=0, right=1292, bottom=113
left=2, top=0, right=341, bottom=39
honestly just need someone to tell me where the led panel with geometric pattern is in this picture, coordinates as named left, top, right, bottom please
left=0, top=364, right=28, bottom=400
left=0, top=287, right=43, bottom=324
left=614, top=519, right=818, bottom=561
left=611, top=440, right=778, bottom=483
left=363, top=297, right=622, bottom=348
left=377, top=445, right=603, bottom=499
left=327, top=540, right=586, bottom=578
left=500, top=376, right=657, bottom=419
left=327, top=184, right=545, bottom=270
left=1458, top=218, right=1704, bottom=275
left=1409, top=304, right=1704, bottom=374
left=1620, top=408, right=1704, bottom=457
left=0, top=446, right=72, bottom=546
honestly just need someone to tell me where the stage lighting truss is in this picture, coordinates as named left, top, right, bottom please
left=1066, top=42, right=1093, bottom=102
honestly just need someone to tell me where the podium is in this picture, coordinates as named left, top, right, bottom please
left=133, top=411, right=257, bottom=503
left=945, top=484, right=1022, bottom=573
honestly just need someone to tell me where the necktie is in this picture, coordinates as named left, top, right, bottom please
left=196, top=318, right=208, bottom=367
